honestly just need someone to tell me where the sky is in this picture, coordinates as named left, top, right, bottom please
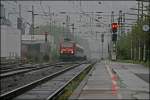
left=2, top=1, right=139, bottom=34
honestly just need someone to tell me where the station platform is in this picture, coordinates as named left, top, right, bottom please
left=69, top=61, right=119, bottom=99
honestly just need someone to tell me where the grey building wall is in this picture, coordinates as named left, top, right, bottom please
left=1, top=25, right=21, bottom=59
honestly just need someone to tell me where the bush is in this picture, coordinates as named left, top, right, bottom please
left=117, top=36, right=130, bottom=60
left=43, top=54, right=49, bottom=62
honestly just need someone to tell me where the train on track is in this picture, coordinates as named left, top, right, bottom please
left=59, top=39, right=86, bottom=61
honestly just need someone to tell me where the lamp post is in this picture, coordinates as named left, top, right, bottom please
left=62, top=22, right=65, bottom=39
left=101, top=33, right=104, bottom=60
left=71, top=23, right=76, bottom=40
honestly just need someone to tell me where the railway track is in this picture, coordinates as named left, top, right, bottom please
left=0, top=61, right=60, bottom=73
left=0, top=61, right=94, bottom=100
left=0, top=64, right=52, bottom=78
left=1, top=63, right=24, bottom=71
left=0, top=61, right=78, bottom=78
left=0, top=61, right=81, bottom=94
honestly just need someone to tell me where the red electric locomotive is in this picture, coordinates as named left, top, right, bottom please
left=59, top=39, right=86, bottom=61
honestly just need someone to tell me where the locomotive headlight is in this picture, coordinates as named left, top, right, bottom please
left=71, top=50, right=74, bottom=54
left=61, top=50, right=63, bottom=54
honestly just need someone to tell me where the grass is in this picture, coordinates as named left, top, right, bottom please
left=116, top=59, right=134, bottom=63
left=56, top=64, right=93, bottom=100
left=116, top=59, right=150, bottom=68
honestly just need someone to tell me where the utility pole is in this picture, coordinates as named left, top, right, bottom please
left=131, top=39, right=133, bottom=60
left=123, top=13, right=125, bottom=35
left=134, top=1, right=140, bottom=61
left=146, top=0, right=150, bottom=62
left=28, top=5, right=38, bottom=40
left=18, top=4, right=22, bottom=61
left=141, top=0, right=144, bottom=61
left=118, top=10, right=122, bottom=37
left=78, top=0, right=82, bottom=42
left=18, top=5, right=22, bottom=23
left=72, top=23, right=75, bottom=40
left=111, top=11, right=114, bottom=24
left=141, top=1, right=143, bottom=20
left=62, top=22, right=65, bottom=39
left=148, top=0, right=150, bottom=62
left=32, top=5, right=34, bottom=40
left=139, top=1, right=144, bottom=61
left=79, top=0, right=82, bottom=22
left=138, top=1, right=143, bottom=61
left=48, top=7, right=51, bottom=34
left=48, top=6, right=52, bottom=59
left=66, top=15, right=70, bottom=39
left=101, top=33, right=104, bottom=60
left=137, top=1, right=140, bottom=22
left=90, top=15, right=92, bottom=37
left=138, top=39, right=141, bottom=61
left=28, top=5, right=35, bottom=39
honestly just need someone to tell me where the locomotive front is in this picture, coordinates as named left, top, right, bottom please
left=59, top=41, right=76, bottom=60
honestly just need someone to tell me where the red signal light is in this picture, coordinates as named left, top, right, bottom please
left=112, top=23, right=118, bottom=33
left=112, top=23, right=118, bottom=28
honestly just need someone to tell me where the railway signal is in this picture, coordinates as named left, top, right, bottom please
left=111, top=23, right=118, bottom=33
left=112, top=33, right=117, bottom=41
left=101, top=33, right=104, bottom=43
left=111, top=23, right=117, bottom=60
left=111, top=23, right=118, bottom=42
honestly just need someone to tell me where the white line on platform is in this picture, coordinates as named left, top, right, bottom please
left=105, top=61, right=122, bottom=99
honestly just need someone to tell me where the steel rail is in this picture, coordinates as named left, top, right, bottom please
left=47, top=63, right=94, bottom=100
left=0, top=63, right=82, bottom=100
left=0, top=61, right=78, bottom=78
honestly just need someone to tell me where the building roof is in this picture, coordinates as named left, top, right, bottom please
left=22, top=40, right=46, bottom=44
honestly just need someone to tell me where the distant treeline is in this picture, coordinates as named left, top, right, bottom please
left=117, top=15, right=150, bottom=63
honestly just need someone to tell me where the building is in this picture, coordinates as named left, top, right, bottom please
left=22, top=34, right=54, bottom=44
left=21, top=34, right=54, bottom=61
left=1, top=3, right=21, bottom=59
left=1, top=25, right=21, bottom=59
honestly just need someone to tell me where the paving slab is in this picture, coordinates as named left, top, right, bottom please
left=113, top=68, right=149, bottom=92
left=70, top=62, right=118, bottom=99
left=111, top=62, right=150, bottom=99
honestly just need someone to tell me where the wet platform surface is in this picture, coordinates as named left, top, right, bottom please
left=70, top=62, right=118, bottom=99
